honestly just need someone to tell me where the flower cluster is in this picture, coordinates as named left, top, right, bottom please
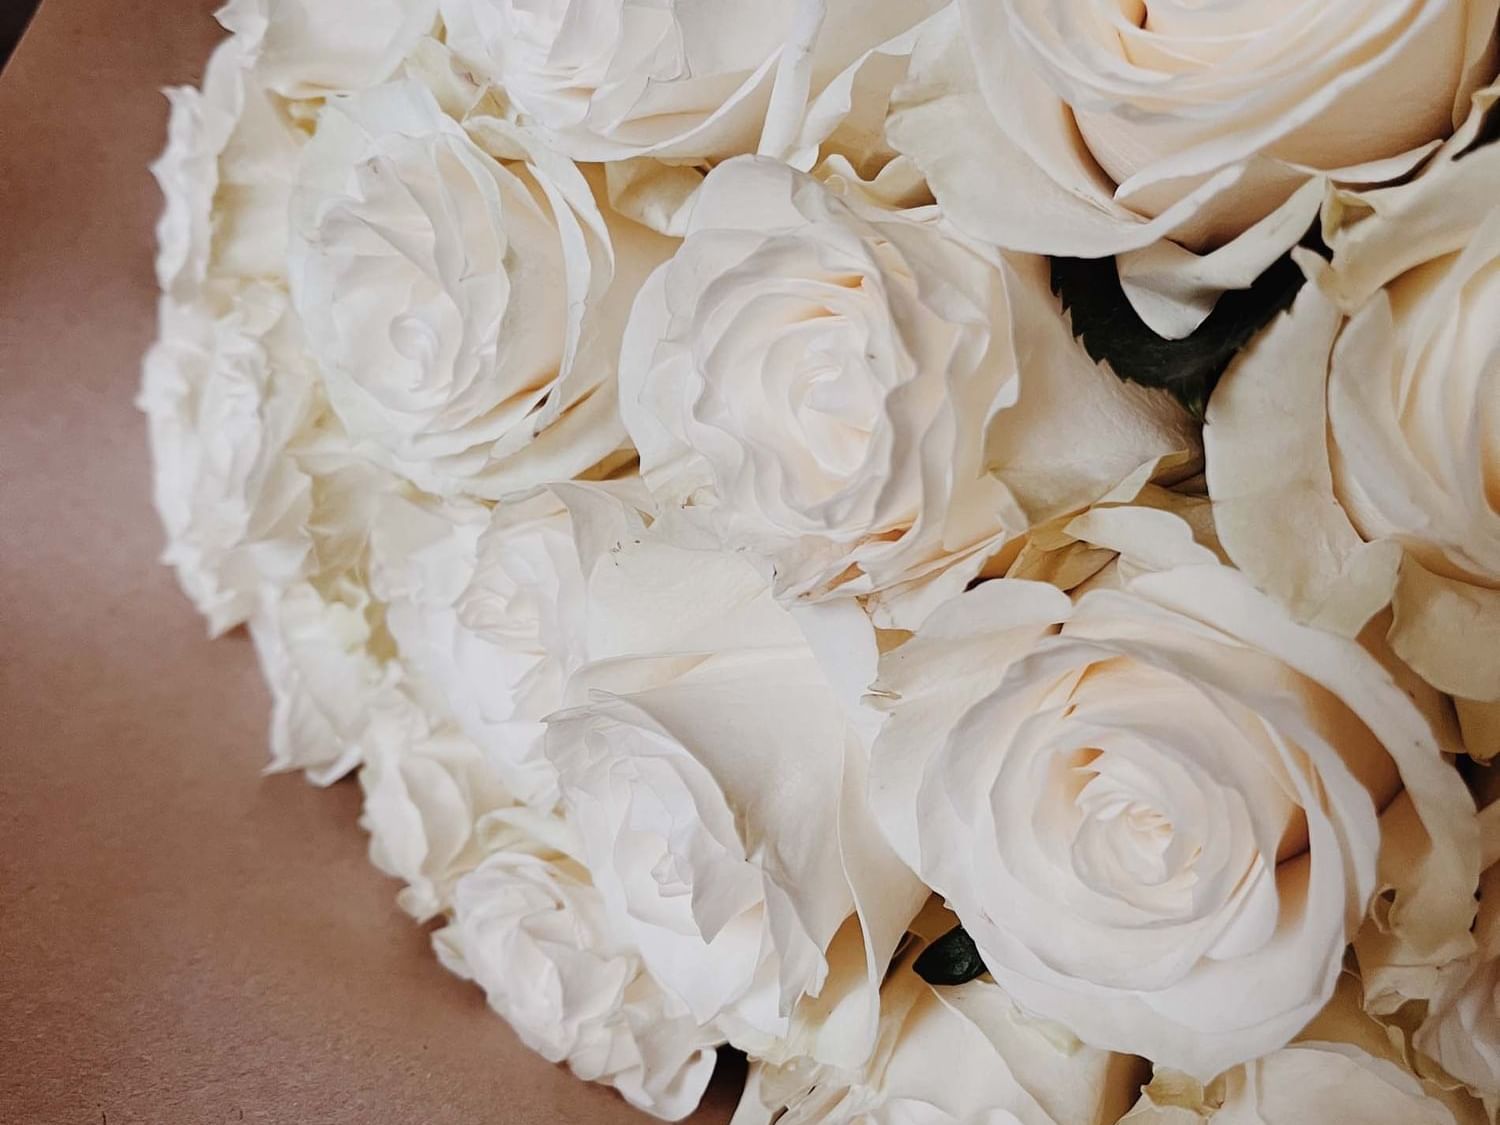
left=144, top=1, right=1500, bottom=1120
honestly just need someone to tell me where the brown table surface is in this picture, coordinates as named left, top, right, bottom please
left=0, top=2, right=742, bottom=1121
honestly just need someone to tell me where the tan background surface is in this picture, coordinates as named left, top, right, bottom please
left=0, top=2, right=741, bottom=1121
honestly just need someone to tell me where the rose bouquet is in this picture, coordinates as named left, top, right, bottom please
left=142, top=0, right=1500, bottom=1121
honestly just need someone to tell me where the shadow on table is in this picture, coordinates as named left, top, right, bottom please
left=1, top=0, right=43, bottom=75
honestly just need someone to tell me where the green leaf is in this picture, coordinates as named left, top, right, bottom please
left=913, top=924, right=987, bottom=986
left=1050, top=248, right=1309, bottom=418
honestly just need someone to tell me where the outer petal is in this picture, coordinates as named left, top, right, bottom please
left=249, top=578, right=397, bottom=785
left=435, top=847, right=721, bottom=1120
left=1205, top=265, right=1403, bottom=637
left=1390, top=558, right=1500, bottom=701
left=217, top=0, right=437, bottom=99
left=739, top=917, right=1146, bottom=1125
left=357, top=697, right=513, bottom=920
left=868, top=579, right=1073, bottom=873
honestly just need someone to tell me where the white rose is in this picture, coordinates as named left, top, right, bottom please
left=1414, top=789, right=1500, bottom=1106
left=151, top=36, right=237, bottom=300
left=150, top=28, right=305, bottom=300
left=543, top=493, right=926, bottom=1068
left=357, top=695, right=514, bottom=920
left=889, top=2, right=1499, bottom=335
left=735, top=907, right=1146, bottom=1125
left=288, top=80, right=668, bottom=499
left=619, top=157, right=1193, bottom=627
left=869, top=506, right=1478, bottom=1079
left=1205, top=122, right=1500, bottom=751
left=230, top=401, right=411, bottom=786
left=249, top=576, right=399, bottom=785
left=292, top=417, right=407, bottom=580
left=139, top=285, right=316, bottom=635
left=1122, top=972, right=1488, bottom=1125
left=143, top=21, right=349, bottom=638
left=216, top=0, right=436, bottom=99
left=438, top=0, right=943, bottom=165
left=368, top=489, right=590, bottom=808
left=435, top=839, right=720, bottom=1120
left=1416, top=866, right=1500, bottom=1107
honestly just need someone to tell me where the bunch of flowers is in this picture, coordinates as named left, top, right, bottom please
left=143, top=0, right=1500, bottom=1120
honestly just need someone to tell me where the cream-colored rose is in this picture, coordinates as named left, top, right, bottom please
left=222, top=403, right=411, bottom=785
left=437, top=0, right=942, bottom=166
left=619, top=156, right=1192, bottom=627
left=139, top=286, right=316, bottom=635
left=869, top=506, right=1478, bottom=1079
left=1415, top=865, right=1500, bottom=1109
left=1205, top=120, right=1500, bottom=751
left=288, top=80, right=668, bottom=499
left=543, top=492, right=927, bottom=1069
left=248, top=576, right=399, bottom=785
left=1122, top=972, right=1488, bottom=1125
left=151, top=30, right=306, bottom=300
left=1413, top=785, right=1500, bottom=1109
left=434, top=826, right=720, bottom=1120
left=216, top=0, right=436, bottom=99
left=152, top=37, right=236, bottom=300
left=143, top=27, right=321, bottom=632
left=368, top=489, right=591, bottom=808
left=357, top=693, right=513, bottom=920
left=734, top=906, right=1146, bottom=1125
left=291, top=416, right=407, bottom=580
left=889, top=2, right=1499, bottom=336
